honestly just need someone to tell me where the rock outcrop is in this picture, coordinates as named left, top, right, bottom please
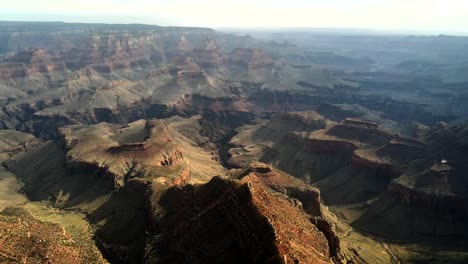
left=190, top=37, right=226, bottom=68
left=0, top=131, right=104, bottom=264
left=147, top=169, right=335, bottom=264
left=238, top=162, right=341, bottom=258
left=354, top=123, right=468, bottom=239
left=5, top=117, right=226, bottom=262
left=7, top=49, right=66, bottom=74
left=55, top=119, right=225, bottom=188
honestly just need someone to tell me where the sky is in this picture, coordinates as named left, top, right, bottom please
left=1, top=0, right=468, bottom=34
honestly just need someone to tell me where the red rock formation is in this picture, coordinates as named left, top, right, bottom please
left=26, top=49, right=66, bottom=73
left=238, top=163, right=341, bottom=258
left=0, top=63, right=28, bottom=80
left=158, top=149, right=184, bottom=166
left=0, top=49, right=66, bottom=79
left=62, top=33, right=159, bottom=71
left=147, top=176, right=332, bottom=264
left=171, top=57, right=206, bottom=82
left=191, top=38, right=226, bottom=68
left=245, top=163, right=324, bottom=216
left=172, top=168, right=191, bottom=186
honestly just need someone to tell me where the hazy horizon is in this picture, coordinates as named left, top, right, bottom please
left=2, top=0, right=468, bottom=36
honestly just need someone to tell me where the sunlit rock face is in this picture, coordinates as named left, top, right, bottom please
left=146, top=163, right=338, bottom=264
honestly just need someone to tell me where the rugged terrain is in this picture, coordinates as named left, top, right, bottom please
left=0, top=130, right=105, bottom=263
left=1, top=21, right=468, bottom=263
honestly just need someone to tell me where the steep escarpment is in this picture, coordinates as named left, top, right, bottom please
left=0, top=40, right=439, bottom=143
left=226, top=113, right=463, bottom=243
left=5, top=117, right=226, bottom=263
left=0, top=130, right=41, bottom=211
left=8, top=118, right=225, bottom=196
left=309, top=120, right=436, bottom=205
left=226, top=111, right=327, bottom=168
left=6, top=132, right=341, bottom=263
left=0, top=22, right=462, bottom=143
left=0, top=25, right=223, bottom=139
left=235, top=162, right=341, bottom=258
left=227, top=115, right=399, bottom=203
left=0, top=130, right=105, bottom=264
left=5, top=49, right=67, bottom=74
left=146, top=170, right=335, bottom=264
left=6, top=135, right=151, bottom=263
left=355, top=178, right=468, bottom=239
left=190, top=37, right=226, bottom=68
left=325, top=118, right=393, bottom=146
left=353, top=123, right=468, bottom=240
left=226, top=118, right=468, bottom=260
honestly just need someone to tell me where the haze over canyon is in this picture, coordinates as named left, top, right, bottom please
left=0, top=19, right=467, bottom=264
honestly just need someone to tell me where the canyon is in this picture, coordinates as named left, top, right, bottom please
left=0, top=21, right=468, bottom=263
